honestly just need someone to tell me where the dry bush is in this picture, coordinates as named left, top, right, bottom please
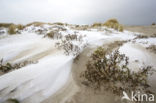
left=65, top=33, right=83, bottom=41
left=74, top=25, right=89, bottom=30
left=55, top=34, right=85, bottom=56
left=119, top=25, right=124, bottom=32
left=6, top=98, right=19, bottom=103
left=103, top=19, right=124, bottom=32
left=55, top=40, right=81, bottom=56
left=81, top=47, right=154, bottom=95
left=134, top=34, right=156, bottom=39
left=0, top=59, right=37, bottom=73
left=45, top=30, right=62, bottom=39
left=53, top=22, right=64, bottom=25
left=46, top=31, right=55, bottom=38
left=146, top=45, right=156, bottom=54
left=17, top=24, right=25, bottom=30
left=8, top=24, right=16, bottom=34
left=92, top=23, right=102, bottom=27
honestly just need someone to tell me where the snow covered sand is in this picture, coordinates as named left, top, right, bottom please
left=0, top=24, right=156, bottom=103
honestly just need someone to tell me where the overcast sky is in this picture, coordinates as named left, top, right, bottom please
left=0, top=0, right=156, bottom=25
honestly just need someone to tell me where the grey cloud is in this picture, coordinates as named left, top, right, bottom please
left=0, top=0, right=156, bottom=25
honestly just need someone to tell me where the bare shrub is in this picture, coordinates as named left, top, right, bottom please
left=45, top=30, right=62, bottom=39
left=55, top=40, right=81, bottom=56
left=53, top=22, right=64, bottom=25
left=7, top=98, right=19, bottom=103
left=17, top=24, right=25, bottom=30
left=92, top=23, right=102, bottom=27
left=0, top=59, right=38, bottom=73
left=146, top=45, right=156, bottom=54
left=81, top=47, right=154, bottom=95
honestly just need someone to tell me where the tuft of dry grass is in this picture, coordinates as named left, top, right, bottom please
left=53, top=22, right=64, bottom=25
left=0, top=23, right=14, bottom=28
left=8, top=24, right=16, bottom=34
left=103, top=19, right=124, bottom=32
left=26, top=22, right=45, bottom=27
left=0, top=58, right=37, bottom=73
left=17, top=24, right=25, bottom=30
left=146, top=45, right=156, bottom=54
left=92, top=23, right=102, bottom=27
left=7, top=98, right=19, bottom=103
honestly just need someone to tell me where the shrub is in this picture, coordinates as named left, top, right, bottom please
left=46, top=31, right=55, bottom=38
left=0, top=58, right=37, bottom=73
left=8, top=24, right=16, bottom=34
left=119, top=25, right=124, bottom=32
left=17, top=24, right=25, bottom=30
left=53, top=22, right=64, bottom=25
left=146, top=45, right=156, bottom=54
left=26, top=22, right=45, bottom=27
left=81, top=47, right=154, bottom=95
left=92, top=23, right=102, bottom=27
left=45, top=31, right=62, bottom=39
left=7, top=98, right=19, bottom=103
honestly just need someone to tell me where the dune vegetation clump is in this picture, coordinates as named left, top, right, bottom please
left=81, top=47, right=154, bottom=95
left=92, top=23, right=102, bottom=27
left=26, top=22, right=45, bottom=27
left=45, top=31, right=62, bottom=39
left=146, top=45, right=156, bottom=54
left=103, top=19, right=124, bottom=32
left=0, top=59, right=37, bottom=73
left=8, top=24, right=17, bottom=34
left=17, top=24, right=25, bottom=30
left=0, top=23, right=14, bottom=28
left=7, top=98, right=20, bottom=103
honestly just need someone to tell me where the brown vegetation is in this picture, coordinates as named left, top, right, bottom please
left=146, top=45, right=156, bottom=54
left=103, top=19, right=124, bottom=32
left=26, top=22, right=45, bottom=27
left=81, top=47, right=154, bottom=95
left=8, top=24, right=16, bottom=34
left=0, top=59, right=37, bottom=73
left=0, top=23, right=14, bottom=28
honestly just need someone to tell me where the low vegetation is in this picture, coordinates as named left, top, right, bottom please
left=0, top=59, right=37, bottom=73
left=134, top=33, right=156, bottom=39
left=0, top=23, right=13, bottom=28
left=45, top=30, right=62, bottom=39
left=55, top=33, right=86, bottom=56
left=26, top=22, right=45, bottom=27
left=16, top=24, right=25, bottom=30
left=53, top=22, right=64, bottom=25
left=146, top=45, right=156, bottom=54
left=92, top=23, right=102, bottom=27
left=103, top=19, right=124, bottom=32
left=7, top=98, right=20, bottom=103
left=81, top=47, right=154, bottom=96
left=8, top=24, right=17, bottom=34
left=91, top=19, right=124, bottom=32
